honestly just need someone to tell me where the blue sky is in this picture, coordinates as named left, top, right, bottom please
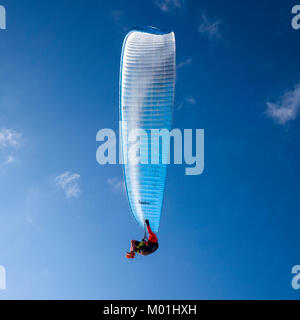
left=0, top=0, right=300, bottom=299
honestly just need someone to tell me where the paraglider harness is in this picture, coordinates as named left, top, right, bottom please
left=134, top=223, right=158, bottom=255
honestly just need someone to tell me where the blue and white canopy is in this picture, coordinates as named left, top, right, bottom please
left=120, top=26, right=176, bottom=232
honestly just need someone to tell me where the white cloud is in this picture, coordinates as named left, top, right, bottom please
left=177, top=102, right=184, bottom=110
left=155, top=0, right=184, bottom=12
left=110, top=10, right=129, bottom=33
left=55, top=172, right=81, bottom=198
left=107, top=177, right=125, bottom=194
left=5, top=155, right=15, bottom=164
left=0, top=128, right=21, bottom=148
left=0, top=128, right=21, bottom=168
left=111, top=10, right=123, bottom=24
left=186, top=96, right=196, bottom=105
left=177, top=97, right=196, bottom=110
left=198, top=14, right=222, bottom=39
left=265, top=83, right=300, bottom=124
left=177, top=58, right=192, bottom=70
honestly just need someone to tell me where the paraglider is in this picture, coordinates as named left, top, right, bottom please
left=126, top=220, right=159, bottom=259
left=119, top=26, right=176, bottom=257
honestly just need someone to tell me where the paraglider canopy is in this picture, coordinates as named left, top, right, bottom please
left=119, top=26, right=176, bottom=232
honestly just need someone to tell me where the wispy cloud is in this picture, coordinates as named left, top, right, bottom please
left=177, top=97, right=196, bottom=110
left=177, top=58, right=192, bottom=70
left=5, top=155, right=15, bottom=164
left=198, top=13, right=222, bottom=39
left=55, top=172, right=81, bottom=198
left=0, top=128, right=21, bottom=148
left=107, top=177, right=125, bottom=194
left=110, top=10, right=129, bottom=33
left=177, top=102, right=184, bottom=110
left=155, top=0, right=184, bottom=12
left=0, top=128, right=21, bottom=167
left=265, top=83, right=300, bottom=124
left=186, top=96, right=196, bottom=105
left=111, top=10, right=123, bottom=24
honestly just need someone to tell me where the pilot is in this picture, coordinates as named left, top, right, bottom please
left=126, top=220, right=159, bottom=259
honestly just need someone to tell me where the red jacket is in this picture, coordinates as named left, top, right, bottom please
left=147, top=225, right=158, bottom=243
